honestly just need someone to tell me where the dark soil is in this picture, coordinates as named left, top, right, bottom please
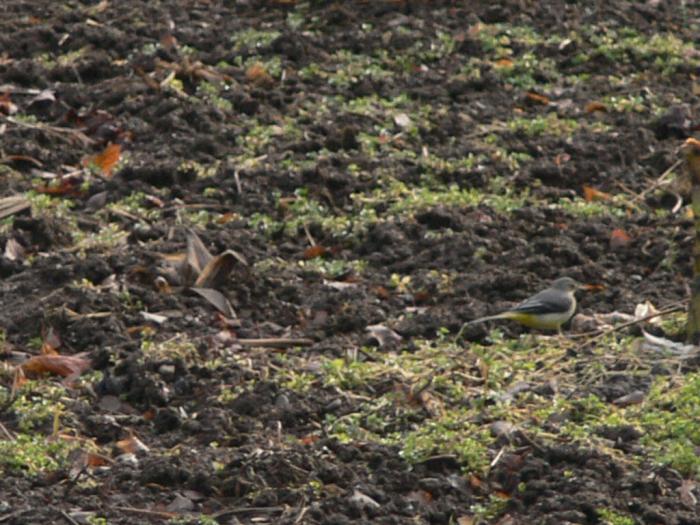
left=0, top=1, right=699, bottom=524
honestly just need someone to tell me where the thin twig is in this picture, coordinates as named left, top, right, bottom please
left=303, top=223, right=316, bottom=247
left=236, top=338, right=314, bottom=348
left=3, top=116, right=94, bottom=146
left=60, top=510, right=80, bottom=525
left=0, top=510, right=26, bottom=523
left=572, top=302, right=686, bottom=346
left=234, top=169, right=242, bottom=194
left=0, top=420, right=15, bottom=441
left=211, top=506, right=285, bottom=519
left=111, top=507, right=175, bottom=519
left=632, top=158, right=684, bottom=203
left=294, top=506, right=309, bottom=525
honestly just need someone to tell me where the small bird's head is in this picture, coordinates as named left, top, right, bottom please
left=550, top=277, right=580, bottom=293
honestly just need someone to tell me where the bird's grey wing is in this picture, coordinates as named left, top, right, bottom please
left=509, top=289, right=571, bottom=315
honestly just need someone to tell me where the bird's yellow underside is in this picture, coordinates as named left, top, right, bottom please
left=500, top=311, right=568, bottom=330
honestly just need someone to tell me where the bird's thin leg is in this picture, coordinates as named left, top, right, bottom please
left=454, top=322, right=469, bottom=343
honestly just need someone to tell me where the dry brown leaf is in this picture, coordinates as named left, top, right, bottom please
left=299, top=433, right=320, bottom=446
left=216, top=212, right=237, bottom=224
left=116, top=435, right=149, bottom=455
left=160, top=33, right=178, bottom=50
left=609, top=228, right=632, bottom=249
left=195, top=250, right=246, bottom=288
left=525, top=92, right=550, bottom=105
left=583, top=185, right=611, bottom=202
left=373, top=286, right=390, bottom=300
left=21, top=353, right=91, bottom=385
left=494, top=58, right=514, bottom=69
left=585, top=101, right=608, bottom=113
left=416, top=390, right=444, bottom=418
left=0, top=92, right=17, bottom=115
left=468, top=474, right=482, bottom=489
left=86, top=452, right=112, bottom=467
left=554, top=153, right=571, bottom=166
left=406, top=490, right=433, bottom=504
left=41, top=326, right=61, bottom=355
left=246, top=63, right=275, bottom=88
left=85, top=143, right=121, bottom=177
left=303, top=245, right=329, bottom=259
left=36, top=178, right=84, bottom=197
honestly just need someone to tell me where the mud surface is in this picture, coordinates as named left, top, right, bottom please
left=0, top=1, right=699, bottom=524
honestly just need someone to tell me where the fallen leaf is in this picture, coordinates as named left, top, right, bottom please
left=116, top=435, right=149, bottom=455
left=374, top=286, right=390, bottom=300
left=525, top=92, right=550, bottom=105
left=21, top=353, right=91, bottom=385
left=245, top=62, right=275, bottom=88
left=494, top=58, right=514, bottom=69
left=195, top=249, right=247, bottom=288
left=468, top=474, right=482, bottom=489
left=457, top=517, right=475, bottom=525
left=393, top=112, right=413, bottom=129
left=41, top=326, right=62, bottom=355
left=160, top=33, right=178, bottom=50
left=216, top=212, right=237, bottom=224
left=490, top=420, right=517, bottom=437
left=609, top=228, right=632, bottom=249
left=679, top=479, right=697, bottom=507
left=612, top=390, right=645, bottom=407
left=554, top=153, right=570, bottom=166
left=84, top=190, right=108, bottom=211
left=366, top=324, right=402, bottom=347
left=303, top=245, right=329, bottom=259
left=634, top=301, right=661, bottom=324
left=28, top=89, right=55, bottom=107
left=350, top=489, right=380, bottom=509
left=185, top=228, right=213, bottom=277
left=0, top=196, right=32, bottom=219
left=585, top=101, right=608, bottom=113
left=143, top=194, right=164, bottom=208
left=85, top=452, right=111, bottom=468
left=36, top=178, right=83, bottom=197
left=84, top=143, right=121, bottom=177
left=416, top=390, right=443, bottom=418
left=406, top=490, right=433, bottom=504
left=583, top=185, right=611, bottom=202
left=166, top=494, right=194, bottom=513
left=190, top=287, right=236, bottom=318
left=299, top=434, right=320, bottom=446
left=0, top=92, right=17, bottom=115
left=4, top=238, right=25, bottom=261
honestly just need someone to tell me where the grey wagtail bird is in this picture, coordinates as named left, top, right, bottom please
left=457, top=277, right=582, bottom=339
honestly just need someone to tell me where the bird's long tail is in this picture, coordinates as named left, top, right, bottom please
left=455, top=312, right=513, bottom=342
left=465, top=312, right=513, bottom=325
